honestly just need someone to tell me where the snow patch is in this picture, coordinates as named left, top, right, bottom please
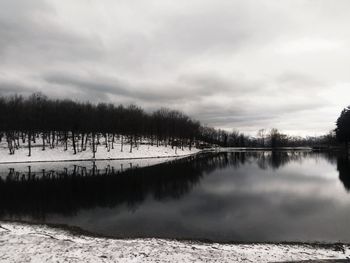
left=0, top=140, right=200, bottom=164
left=0, top=222, right=349, bottom=263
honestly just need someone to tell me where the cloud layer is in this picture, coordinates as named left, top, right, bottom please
left=1, top=0, right=349, bottom=135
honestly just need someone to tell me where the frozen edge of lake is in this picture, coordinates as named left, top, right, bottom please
left=0, top=143, right=201, bottom=164
left=0, top=222, right=349, bottom=263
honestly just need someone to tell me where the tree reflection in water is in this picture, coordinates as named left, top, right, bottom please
left=337, top=154, right=350, bottom=191
left=0, top=151, right=348, bottom=221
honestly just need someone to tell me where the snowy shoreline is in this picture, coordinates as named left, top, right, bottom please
left=0, top=222, right=349, bottom=263
left=0, top=142, right=201, bottom=164
left=0, top=152, right=199, bottom=165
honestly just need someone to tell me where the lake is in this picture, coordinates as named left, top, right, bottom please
left=1, top=150, right=350, bottom=243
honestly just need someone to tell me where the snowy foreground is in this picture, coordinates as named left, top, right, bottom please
left=0, top=222, right=349, bottom=263
left=0, top=142, right=200, bottom=164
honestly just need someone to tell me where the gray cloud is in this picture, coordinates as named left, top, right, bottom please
left=43, top=71, right=239, bottom=105
left=0, top=81, right=38, bottom=95
left=0, top=0, right=104, bottom=66
left=0, top=0, right=349, bottom=135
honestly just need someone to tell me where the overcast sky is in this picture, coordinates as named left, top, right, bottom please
left=0, top=0, right=349, bottom=135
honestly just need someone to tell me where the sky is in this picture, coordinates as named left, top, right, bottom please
left=0, top=0, right=349, bottom=136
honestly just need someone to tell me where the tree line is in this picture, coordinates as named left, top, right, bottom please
left=0, top=93, right=338, bottom=157
left=0, top=93, right=200, bottom=156
left=199, top=126, right=335, bottom=148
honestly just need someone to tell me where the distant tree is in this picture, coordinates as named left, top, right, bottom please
left=257, top=129, right=266, bottom=147
left=336, top=106, right=350, bottom=148
left=269, top=128, right=280, bottom=148
left=229, top=130, right=240, bottom=147
left=324, top=131, right=337, bottom=147
left=268, top=128, right=289, bottom=148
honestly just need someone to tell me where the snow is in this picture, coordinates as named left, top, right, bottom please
left=0, top=140, right=200, bottom=164
left=0, top=222, right=349, bottom=263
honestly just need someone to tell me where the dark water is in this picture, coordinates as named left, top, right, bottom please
left=1, top=151, right=350, bottom=243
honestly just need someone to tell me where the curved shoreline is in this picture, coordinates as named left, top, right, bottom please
left=1, top=219, right=349, bottom=248
left=0, top=152, right=200, bottom=165
left=0, top=144, right=201, bottom=164
left=0, top=221, right=349, bottom=263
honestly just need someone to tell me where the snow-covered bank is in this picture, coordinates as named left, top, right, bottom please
left=0, top=222, right=349, bottom=263
left=0, top=142, right=200, bottom=164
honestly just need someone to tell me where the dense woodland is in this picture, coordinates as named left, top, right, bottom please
left=0, top=93, right=200, bottom=156
left=0, top=93, right=340, bottom=157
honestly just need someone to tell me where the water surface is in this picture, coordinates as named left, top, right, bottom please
left=1, top=151, right=350, bottom=243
